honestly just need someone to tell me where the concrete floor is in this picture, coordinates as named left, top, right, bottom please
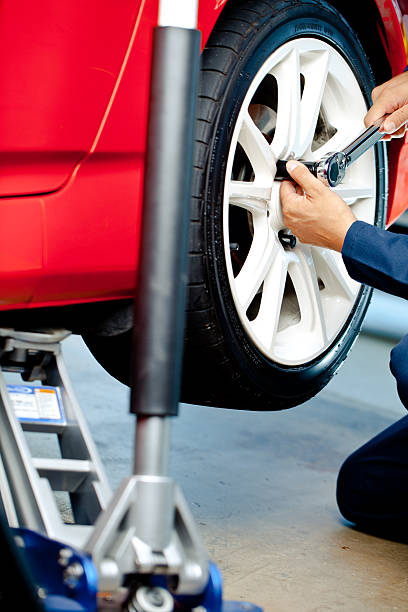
left=7, top=289, right=406, bottom=611
left=52, top=300, right=408, bottom=612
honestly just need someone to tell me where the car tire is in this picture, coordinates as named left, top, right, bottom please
left=84, top=0, right=387, bottom=411
left=181, top=0, right=387, bottom=410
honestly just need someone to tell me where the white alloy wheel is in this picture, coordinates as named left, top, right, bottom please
left=224, top=38, right=376, bottom=365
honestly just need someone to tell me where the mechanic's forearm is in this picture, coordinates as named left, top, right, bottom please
left=342, top=221, right=408, bottom=299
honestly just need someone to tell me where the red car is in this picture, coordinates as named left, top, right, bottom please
left=1, top=0, right=407, bottom=410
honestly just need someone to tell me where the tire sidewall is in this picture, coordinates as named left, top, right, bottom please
left=202, top=1, right=387, bottom=400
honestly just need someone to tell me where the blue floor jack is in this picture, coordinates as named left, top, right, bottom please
left=0, top=3, right=263, bottom=611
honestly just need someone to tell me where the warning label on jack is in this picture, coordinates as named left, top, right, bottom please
left=7, top=385, right=65, bottom=424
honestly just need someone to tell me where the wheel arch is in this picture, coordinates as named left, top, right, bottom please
left=198, top=1, right=229, bottom=48
left=330, top=0, right=405, bottom=79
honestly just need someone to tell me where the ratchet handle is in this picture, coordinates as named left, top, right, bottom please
left=341, top=115, right=386, bottom=165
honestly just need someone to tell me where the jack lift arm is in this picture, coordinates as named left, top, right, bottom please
left=0, top=3, right=262, bottom=611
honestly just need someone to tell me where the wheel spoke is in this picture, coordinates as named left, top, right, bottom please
left=333, top=182, right=375, bottom=205
left=297, top=50, right=330, bottom=158
left=229, top=181, right=271, bottom=214
left=234, top=227, right=278, bottom=310
left=271, top=46, right=301, bottom=159
left=250, top=244, right=288, bottom=350
left=289, top=245, right=327, bottom=345
left=239, top=112, right=276, bottom=181
left=312, top=247, right=358, bottom=301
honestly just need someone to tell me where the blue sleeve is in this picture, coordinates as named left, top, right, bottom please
left=341, top=220, right=408, bottom=300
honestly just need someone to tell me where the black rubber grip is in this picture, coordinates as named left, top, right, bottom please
left=130, top=26, right=201, bottom=417
left=275, top=159, right=317, bottom=180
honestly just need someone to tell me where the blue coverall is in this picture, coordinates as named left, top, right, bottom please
left=336, top=220, right=408, bottom=538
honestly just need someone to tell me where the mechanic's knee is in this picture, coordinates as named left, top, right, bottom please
left=336, top=455, right=360, bottom=524
left=336, top=445, right=380, bottom=525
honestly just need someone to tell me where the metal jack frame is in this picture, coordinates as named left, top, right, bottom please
left=0, top=328, right=111, bottom=548
left=0, top=328, right=210, bottom=610
left=0, top=2, right=263, bottom=610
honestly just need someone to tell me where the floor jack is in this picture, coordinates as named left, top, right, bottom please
left=0, top=3, right=262, bottom=611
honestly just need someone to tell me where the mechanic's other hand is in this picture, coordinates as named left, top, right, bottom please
left=279, top=161, right=357, bottom=252
left=364, top=72, right=408, bottom=138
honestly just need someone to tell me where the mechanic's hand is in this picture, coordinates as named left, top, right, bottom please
left=279, top=161, right=357, bottom=252
left=364, top=72, right=408, bottom=139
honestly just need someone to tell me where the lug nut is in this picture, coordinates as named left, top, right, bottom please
left=278, top=230, right=297, bottom=249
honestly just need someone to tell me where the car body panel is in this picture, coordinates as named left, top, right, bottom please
left=0, top=0, right=226, bottom=198
left=0, top=0, right=227, bottom=311
left=0, top=0, right=406, bottom=312
left=0, top=0, right=144, bottom=197
left=377, top=0, right=408, bottom=224
left=0, top=198, right=43, bottom=307
left=376, top=0, right=406, bottom=74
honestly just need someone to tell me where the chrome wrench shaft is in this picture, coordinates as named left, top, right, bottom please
left=275, top=114, right=387, bottom=187
left=341, top=115, right=386, bottom=165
